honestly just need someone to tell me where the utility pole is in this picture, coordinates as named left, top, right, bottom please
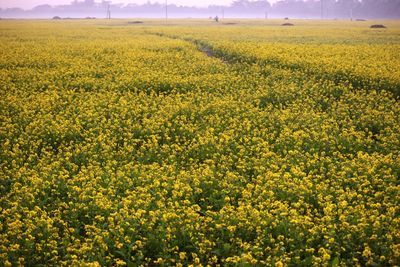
left=107, top=4, right=111, bottom=19
left=320, top=0, right=323, bottom=20
left=265, top=0, right=268, bottom=19
left=165, top=0, right=168, bottom=24
left=222, top=8, right=225, bottom=20
left=350, top=8, right=353, bottom=21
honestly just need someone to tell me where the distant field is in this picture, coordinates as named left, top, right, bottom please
left=1, top=19, right=399, bottom=266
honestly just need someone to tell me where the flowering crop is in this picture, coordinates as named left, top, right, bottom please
left=1, top=20, right=399, bottom=266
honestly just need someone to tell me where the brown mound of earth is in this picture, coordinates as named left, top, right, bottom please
left=128, top=21, right=144, bottom=24
left=370, top=24, right=386, bottom=28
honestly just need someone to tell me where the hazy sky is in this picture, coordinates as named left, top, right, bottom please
left=1, top=0, right=278, bottom=9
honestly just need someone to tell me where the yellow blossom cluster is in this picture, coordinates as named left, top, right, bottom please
left=152, top=20, right=400, bottom=97
left=1, top=19, right=399, bottom=266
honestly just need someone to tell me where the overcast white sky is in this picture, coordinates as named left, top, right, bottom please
left=1, top=0, right=278, bottom=9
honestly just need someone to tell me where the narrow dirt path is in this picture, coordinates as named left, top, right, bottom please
left=147, top=32, right=399, bottom=98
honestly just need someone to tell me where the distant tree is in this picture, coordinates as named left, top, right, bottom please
left=228, top=0, right=271, bottom=16
left=274, top=0, right=311, bottom=18
left=32, top=4, right=53, bottom=12
left=83, top=0, right=95, bottom=7
left=232, top=0, right=250, bottom=8
left=1, top=0, right=399, bottom=19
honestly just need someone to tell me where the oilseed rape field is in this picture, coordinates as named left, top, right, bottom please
left=0, top=19, right=399, bottom=266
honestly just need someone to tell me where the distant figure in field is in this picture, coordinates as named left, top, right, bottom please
left=214, top=16, right=219, bottom=22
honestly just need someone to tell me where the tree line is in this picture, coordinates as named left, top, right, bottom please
left=1, top=0, right=399, bottom=19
